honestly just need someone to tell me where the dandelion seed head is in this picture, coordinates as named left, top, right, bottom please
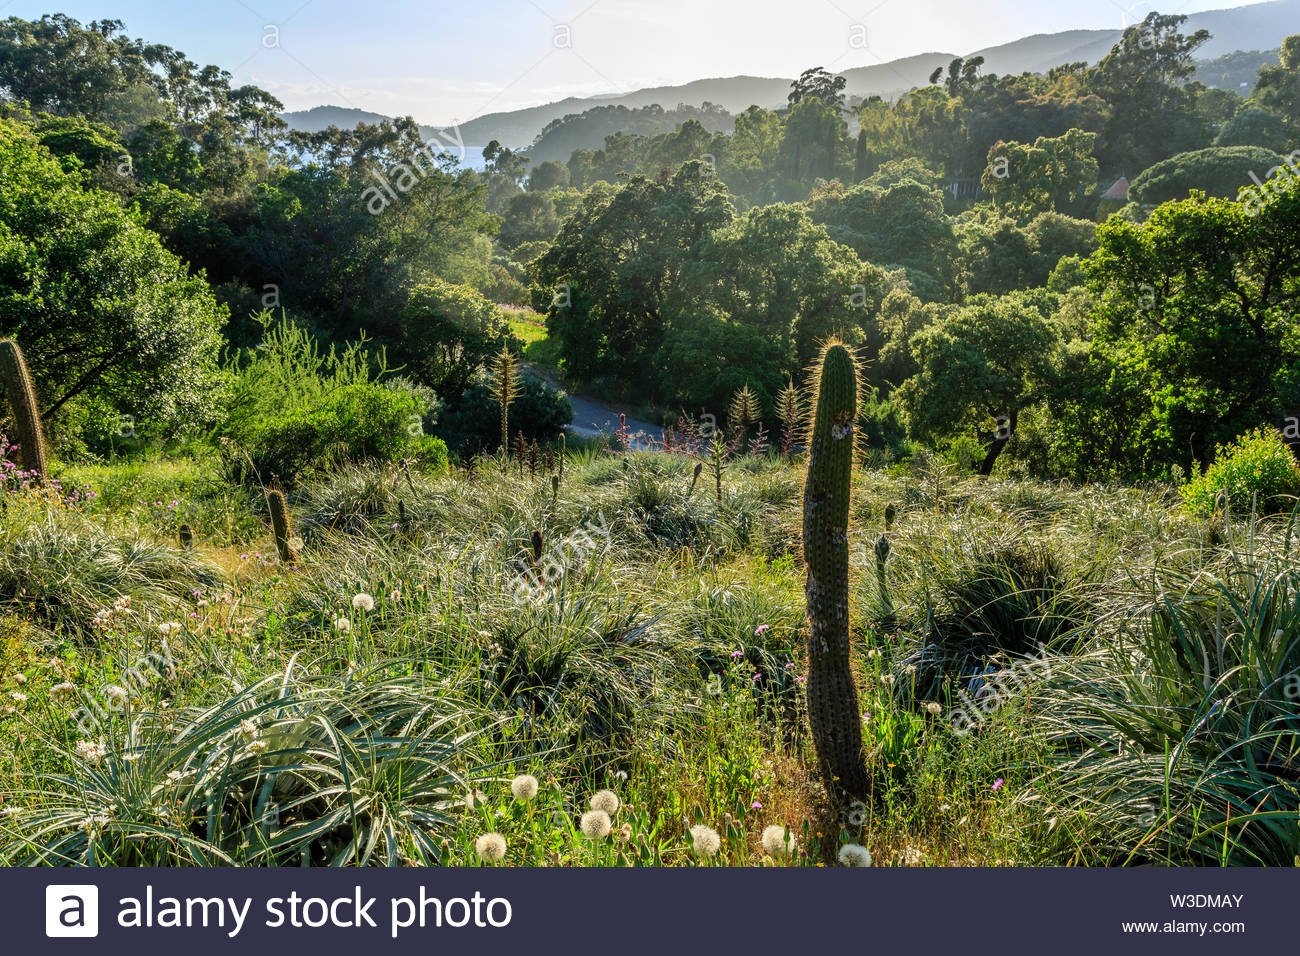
left=761, top=824, right=795, bottom=856
left=351, top=592, right=375, bottom=612
left=838, top=843, right=873, bottom=867
left=333, top=616, right=351, bottom=634
left=475, top=832, right=507, bottom=862
left=689, top=824, right=721, bottom=858
left=580, top=809, right=612, bottom=839
left=589, top=789, right=620, bottom=815
left=510, top=774, right=539, bottom=801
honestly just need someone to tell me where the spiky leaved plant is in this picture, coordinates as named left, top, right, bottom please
left=558, top=431, right=566, bottom=478
left=802, top=341, right=869, bottom=801
left=0, top=338, right=48, bottom=484
left=267, top=489, right=296, bottom=564
left=728, top=384, right=762, bottom=442
left=551, top=474, right=560, bottom=501
left=490, top=346, right=520, bottom=458
left=709, top=438, right=725, bottom=503
left=775, top=380, right=804, bottom=459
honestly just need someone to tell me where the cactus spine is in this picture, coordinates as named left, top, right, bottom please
left=0, top=339, right=48, bottom=484
left=802, top=342, right=869, bottom=801
left=267, top=489, right=296, bottom=564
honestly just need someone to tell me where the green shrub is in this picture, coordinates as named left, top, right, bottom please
left=1180, top=428, right=1300, bottom=517
left=241, top=383, right=426, bottom=485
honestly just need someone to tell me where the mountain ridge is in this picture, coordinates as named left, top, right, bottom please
left=280, top=0, right=1298, bottom=152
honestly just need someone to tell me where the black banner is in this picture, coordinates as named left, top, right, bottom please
left=6, top=867, right=1293, bottom=954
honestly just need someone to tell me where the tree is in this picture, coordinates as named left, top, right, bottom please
left=1129, top=146, right=1288, bottom=205
left=527, top=160, right=570, bottom=191
left=1251, top=35, right=1300, bottom=142
left=397, top=280, right=512, bottom=398
left=0, top=120, right=226, bottom=429
left=981, top=128, right=1098, bottom=222
left=1079, top=170, right=1300, bottom=473
left=498, top=192, right=559, bottom=249
left=1087, top=13, right=1211, bottom=172
left=897, top=291, right=1060, bottom=474
left=531, top=162, right=734, bottom=392
left=788, top=67, right=846, bottom=113
left=657, top=204, right=870, bottom=412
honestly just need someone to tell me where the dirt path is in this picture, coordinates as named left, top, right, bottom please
left=524, top=362, right=663, bottom=449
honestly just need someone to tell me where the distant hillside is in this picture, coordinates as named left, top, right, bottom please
left=281, top=0, right=1300, bottom=153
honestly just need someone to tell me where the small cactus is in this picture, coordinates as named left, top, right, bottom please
left=267, top=489, right=296, bottom=564
left=0, top=338, right=48, bottom=484
left=178, top=524, right=194, bottom=550
left=802, top=341, right=869, bottom=801
left=874, top=533, right=894, bottom=620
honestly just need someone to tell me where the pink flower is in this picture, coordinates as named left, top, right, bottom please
left=751, top=800, right=763, bottom=810
left=730, top=649, right=744, bottom=658
left=754, top=624, right=770, bottom=636
left=992, top=778, right=1004, bottom=792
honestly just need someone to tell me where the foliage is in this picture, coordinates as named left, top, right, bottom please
left=1179, top=428, right=1300, bottom=517
left=0, top=119, right=227, bottom=432
left=1128, top=145, right=1288, bottom=204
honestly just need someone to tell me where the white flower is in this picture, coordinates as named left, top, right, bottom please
left=761, top=824, right=795, bottom=857
left=901, top=846, right=923, bottom=865
left=351, top=592, right=375, bottom=612
left=924, top=701, right=943, bottom=716
left=121, top=752, right=141, bottom=763
left=13, top=673, right=25, bottom=684
left=8, top=691, right=26, bottom=704
left=76, top=813, right=110, bottom=832
left=333, top=617, right=351, bottom=634
left=103, top=685, right=128, bottom=707
left=580, top=809, right=612, bottom=839
left=167, top=770, right=185, bottom=784
left=880, top=674, right=895, bottom=687
left=475, top=832, right=507, bottom=862
left=388, top=589, right=402, bottom=603
left=838, top=843, right=873, bottom=867
left=589, top=789, right=620, bottom=815
left=689, top=824, right=721, bottom=859
left=510, top=774, right=539, bottom=801
left=50, top=681, right=76, bottom=699
left=247, top=740, right=268, bottom=755
left=239, top=718, right=259, bottom=738
left=612, top=770, right=628, bottom=782
left=158, top=621, right=183, bottom=636
left=74, top=740, right=106, bottom=766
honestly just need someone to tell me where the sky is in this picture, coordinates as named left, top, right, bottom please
left=4, top=0, right=1273, bottom=124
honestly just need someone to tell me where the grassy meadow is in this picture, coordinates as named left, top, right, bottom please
left=2, top=443, right=1295, bottom=867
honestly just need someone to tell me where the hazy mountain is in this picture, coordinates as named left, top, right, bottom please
left=281, top=0, right=1299, bottom=153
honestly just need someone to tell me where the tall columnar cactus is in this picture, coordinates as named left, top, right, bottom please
left=267, top=489, right=296, bottom=564
left=0, top=338, right=49, bottom=484
left=802, top=341, right=869, bottom=801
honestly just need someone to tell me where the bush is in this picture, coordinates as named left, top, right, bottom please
left=1180, top=428, right=1300, bottom=517
left=241, top=384, right=428, bottom=485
